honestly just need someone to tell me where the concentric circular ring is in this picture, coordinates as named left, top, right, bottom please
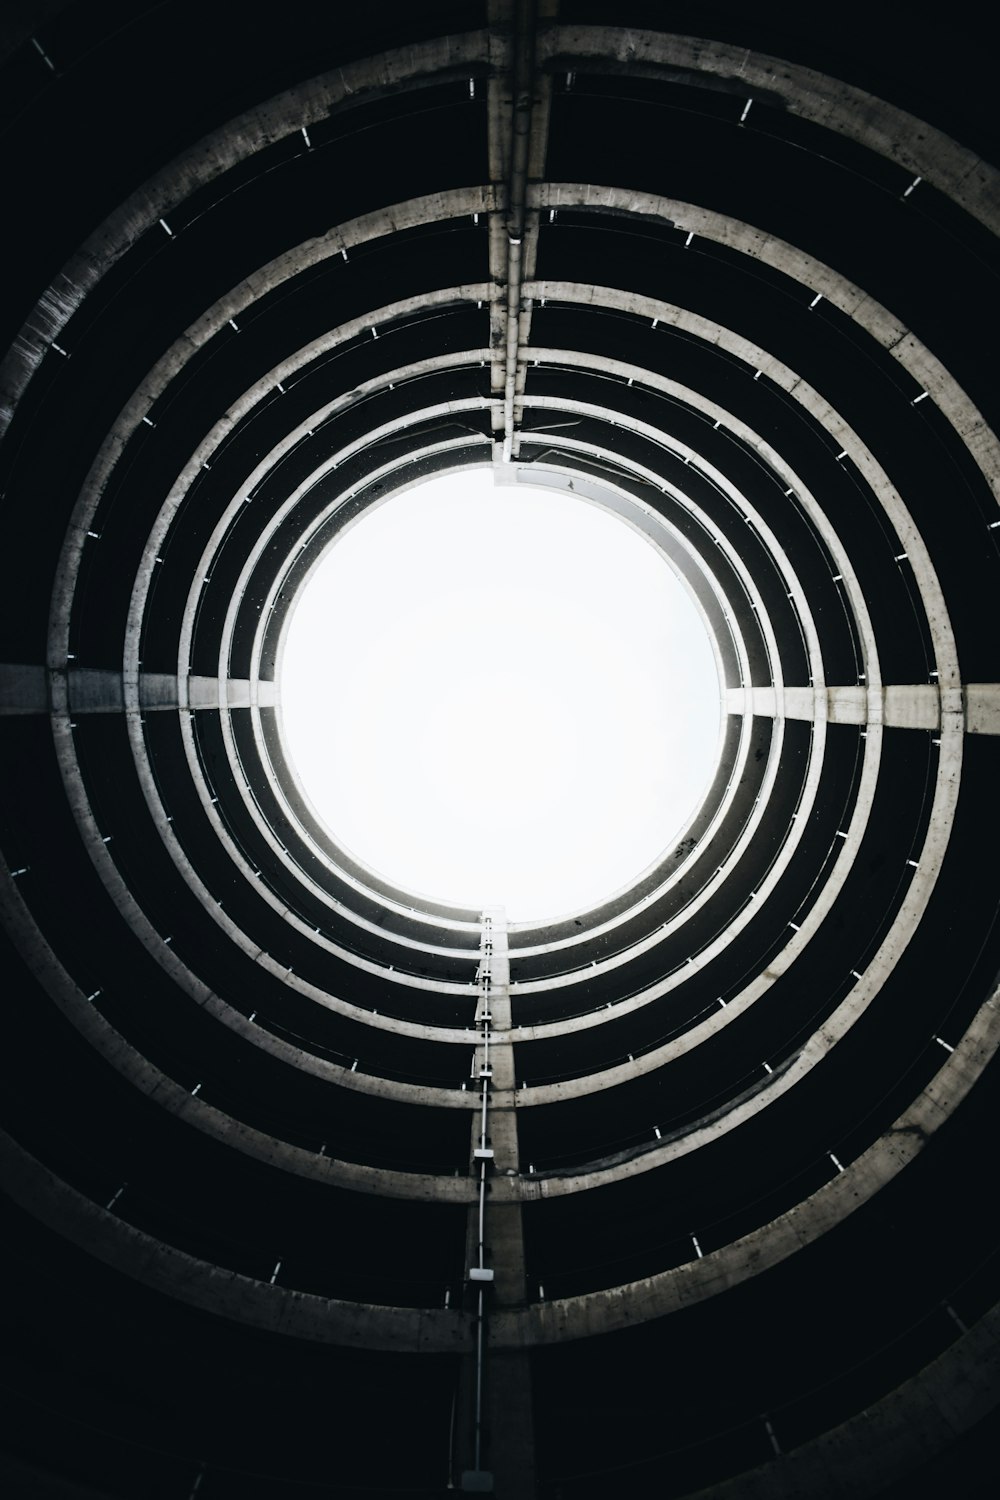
left=2, top=8, right=998, bottom=1497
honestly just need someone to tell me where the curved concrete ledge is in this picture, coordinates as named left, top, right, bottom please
left=118, top=416, right=495, bottom=966
left=482, top=448, right=886, bottom=1056
left=685, top=1303, right=1000, bottom=1498
left=0, top=35, right=495, bottom=427
left=0, top=1127, right=472, bottom=1353
left=249, top=442, right=758, bottom=961
left=37, top=178, right=953, bottom=996
left=31, top=699, right=481, bottom=1029
left=518, top=391, right=823, bottom=675
left=41, top=363, right=959, bottom=1116
left=1, top=870, right=482, bottom=1192
left=512, top=712, right=956, bottom=1114
left=499, top=483, right=802, bottom=988
left=527, top=282, right=959, bottom=684
left=531, top=184, right=1000, bottom=514
left=7, top=20, right=996, bottom=441
left=503, top=430, right=850, bottom=959
left=173, top=384, right=929, bottom=1116
left=499, top=428, right=863, bottom=1004
left=6, top=848, right=999, bottom=1293
left=538, top=27, right=1000, bottom=231
left=491, top=983, right=1000, bottom=1340
left=47, top=189, right=493, bottom=665
left=1, top=15, right=996, bottom=1496
left=245, top=440, right=499, bottom=928
left=112, top=376, right=752, bottom=977
left=520, top=365, right=885, bottom=691
left=4, top=786, right=477, bottom=1109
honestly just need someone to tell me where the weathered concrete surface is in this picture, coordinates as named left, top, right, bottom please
left=525, top=282, right=958, bottom=692
left=470, top=416, right=957, bottom=1141
left=69, top=668, right=125, bottom=712
left=531, top=184, right=1000, bottom=519
left=0, top=662, right=45, bottom=713
left=486, top=0, right=555, bottom=462
left=826, top=686, right=870, bottom=724
left=44, top=213, right=492, bottom=716
left=683, top=1303, right=1000, bottom=1499
left=490, top=984, right=1000, bottom=1345
left=7, top=853, right=1000, bottom=1348
left=483, top=1350, right=537, bottom=1496
left=536, top=29, right=1000, bottom=231
left=3, top=846, right=477, bottom=1130
left=0, top=1124, right=472, bottom=1353
left=965, top=683, right=1000, bottom=733
left=727, top=683, right=1000, bottom=733
left=49, top=658, right=482, bottom=1033
left=884, top=684, right=941, bottom=729
left=0, top=867, right=479, bottom=1200
left=516, top=368, right=883, bottom=689
left=7, top=22, right=996, bottom=448
left=0, top=666, right=274, bottom=714
left=459, top=908, right=536, bottom=1495
left=1, top=39, right=496, bottom=430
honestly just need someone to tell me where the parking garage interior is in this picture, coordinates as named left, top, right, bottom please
left=1, top=3, right=999, bottom=1496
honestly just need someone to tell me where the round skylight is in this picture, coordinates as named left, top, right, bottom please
left=278, top=469, right=721, bottom=921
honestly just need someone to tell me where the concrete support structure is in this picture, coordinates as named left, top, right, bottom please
left=456, top=909, right=535, bottom=1494
left=1, top=6, right=998, bottom=1499
left=488, top=0, right=553, bottom=463
left=726, top=683, right=1000, bottom=734
left=0, top=665, right=276, bottom=714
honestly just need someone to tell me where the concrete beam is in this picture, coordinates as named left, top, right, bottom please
left=0, top=663, right=45, bottom=713
left=0, top=665, right=276, bottom=715
left=487, top=0, right=553, bottom=463
left=726, top=684, right=1000, bottom=733
left=965, top=683, right=1000, bottom=734
left=457, top=909, right=536, bottom=1495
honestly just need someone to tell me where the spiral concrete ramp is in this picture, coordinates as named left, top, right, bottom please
left=2, top=3, right=999, bottom=1496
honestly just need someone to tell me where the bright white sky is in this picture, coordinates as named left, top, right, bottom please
left=279, top=470, right=720, bottom=921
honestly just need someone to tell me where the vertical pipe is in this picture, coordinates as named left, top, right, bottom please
left=447, top=1382, right=458, bottom=1489
left=501, top=0, right=538, bottom=460
left=478, top=1160, right=487, bottom=1268
left=474, top=1287, right=485, bottom=1470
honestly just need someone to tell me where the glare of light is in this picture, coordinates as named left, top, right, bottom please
left=278, top=470, right=720, bottom=921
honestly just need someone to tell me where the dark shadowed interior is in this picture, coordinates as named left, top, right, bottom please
left=1, top=4, right=999, bottom=1497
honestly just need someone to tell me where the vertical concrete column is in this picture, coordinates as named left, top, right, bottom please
left=486, top=0, right=515, bottom=454
left=486, top=0, right=555, bottom=464
left=455, top=907, right=536, bottom=1496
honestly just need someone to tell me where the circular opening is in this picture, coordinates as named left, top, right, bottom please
left=279, top=470, right=721, bottom=920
